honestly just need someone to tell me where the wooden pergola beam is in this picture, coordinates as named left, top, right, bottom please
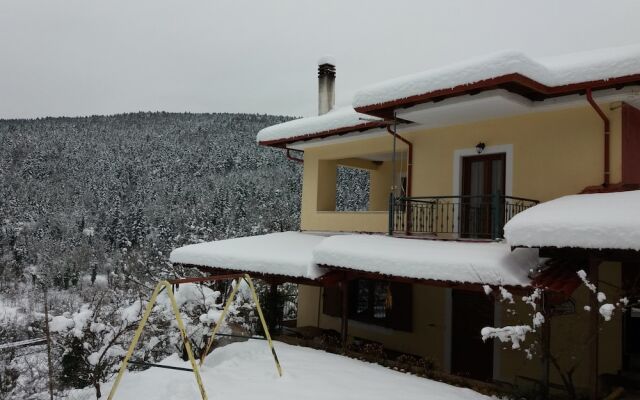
left=537, top=247, right=640, bottom=263
left=176, top=264, right=324, bottom=286
left=319, top=265, right=532, bottom=294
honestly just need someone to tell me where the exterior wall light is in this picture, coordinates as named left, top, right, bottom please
left=476, top=142, right=486, bottom=154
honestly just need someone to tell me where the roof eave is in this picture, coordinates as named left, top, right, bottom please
left=354, top=73, right=640, bottom=118
left=257, top=120, right=388, bottom=148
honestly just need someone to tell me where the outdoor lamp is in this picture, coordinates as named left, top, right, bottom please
left=476, top=142, right=486, bottom=154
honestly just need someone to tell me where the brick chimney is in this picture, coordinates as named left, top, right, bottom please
left=318, top=58, right=335, bottom=115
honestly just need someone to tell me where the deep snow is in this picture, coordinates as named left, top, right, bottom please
left=71, top=341, right=491, bottom=400
left=255, top=106, right=382, bottom=143
left=353, top=44, right=640, bottom=108
left=504, top=190, right=640, bottom=250
left=171, top=232, right=540, bottom=286
left=169, top=231, right=328, bottom=279
left=313, top=234, right=538, bottom=286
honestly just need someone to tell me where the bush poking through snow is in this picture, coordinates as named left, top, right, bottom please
left=480, top=269, right=629, bottom=399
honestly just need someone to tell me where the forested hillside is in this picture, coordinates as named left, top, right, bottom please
left=0, top=112, right=303, bottom=399
left=0, top=112, right=302, bottom=288
left=0, top=112, right=369, bottom=399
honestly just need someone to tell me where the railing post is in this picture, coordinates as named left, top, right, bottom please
left=388, top=193, right=395, bottom=236
left=405, top=197, right=412, bottom=236
left=491, top=192, right=500, bottom=240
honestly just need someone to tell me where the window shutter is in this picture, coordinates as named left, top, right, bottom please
left=322, top=285, right=342, bottom=317
left=389, top=282, right=413, bottom=332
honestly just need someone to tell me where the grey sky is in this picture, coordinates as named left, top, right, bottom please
left=1, top=0, right=640, bottom=119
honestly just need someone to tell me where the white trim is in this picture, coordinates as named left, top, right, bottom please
left=493, top=301, right=502, bottom=381
left=443, top=288, right=452, bottom=373
left=284, top=87, right=640, bottom=151
left=452, top=144, right=513, bottom=197
left=287, top=123, right=425, bottom=151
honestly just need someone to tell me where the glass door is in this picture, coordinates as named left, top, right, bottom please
left=461, top=153, right=506, bottom=238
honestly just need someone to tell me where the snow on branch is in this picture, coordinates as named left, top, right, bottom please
left=481, top=325, right=532, bottom=350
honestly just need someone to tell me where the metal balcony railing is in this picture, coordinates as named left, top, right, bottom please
left=388, top=194, right=539, bottom=239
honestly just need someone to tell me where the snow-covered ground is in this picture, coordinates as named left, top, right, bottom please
left=69, top=341, right=490, bottom=400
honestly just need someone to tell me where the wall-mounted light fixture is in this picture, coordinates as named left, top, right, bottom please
left=476, top=142, right=486, bottom=154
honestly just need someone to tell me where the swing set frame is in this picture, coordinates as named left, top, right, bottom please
left=107, top=273, right=282, bottom=400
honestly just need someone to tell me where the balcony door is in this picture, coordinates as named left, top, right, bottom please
left=461, top=153, right=506, bottom=238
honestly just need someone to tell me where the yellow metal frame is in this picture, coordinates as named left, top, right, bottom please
left=107, top=274, right=282, bottom=400
left=199, top=274, right=283, bottom=377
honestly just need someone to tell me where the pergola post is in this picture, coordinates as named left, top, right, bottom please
left=269, top=282, right=279, bottom=332
left=588, top=257, right=600, bottom=400
left=340, top=279, right=349, bottom=351
left=541, top=290, right=551, bottom=399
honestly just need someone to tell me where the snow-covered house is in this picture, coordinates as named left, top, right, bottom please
left=171, top=45, right=640, bottom=398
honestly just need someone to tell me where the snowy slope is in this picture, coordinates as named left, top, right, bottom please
left=504, top=190, right=640, bottom=250
left=71, top=341, right=490, bottom=400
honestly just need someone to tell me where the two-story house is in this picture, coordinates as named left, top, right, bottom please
left=171, top=45, right=640, bottom=399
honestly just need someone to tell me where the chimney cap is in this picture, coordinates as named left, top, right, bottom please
left=317, top=55, right=336, bottom=66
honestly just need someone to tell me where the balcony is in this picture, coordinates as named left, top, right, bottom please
left=389, top=194, right=539, bottom=239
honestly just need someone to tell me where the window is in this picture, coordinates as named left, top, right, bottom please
left=335, top=166, right=370, bottom=211
left=322, top=279, right=413, bottom=332
left=352, top=279, right=391, bottom=322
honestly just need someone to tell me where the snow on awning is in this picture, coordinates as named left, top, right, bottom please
left=169, top=232, right=328, bottom=280
left=256, top=107, right=384, bottom=146
left=353, top=44, right=640, bottom=110
left=312, top=234, right=539, bottom=287
left=504, top=190, right=640, bottom=251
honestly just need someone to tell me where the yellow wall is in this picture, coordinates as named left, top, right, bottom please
left=295, top=103, right=626, bottom=393
left=297, top=261, right=623, bottom=394
left=495, top=261, right=623, bottom=394
left=300, top=104, right=622, bottom=232
left=297, top=284, right=448, bottom=368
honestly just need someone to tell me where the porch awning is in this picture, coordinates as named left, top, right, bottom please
left=169, top=232, right=328, bottom=280
left=171, top=232, right=540, bottom=288
left=504, top=190, right=640, bottom=251
left=313, top=235, right=538, bottom=287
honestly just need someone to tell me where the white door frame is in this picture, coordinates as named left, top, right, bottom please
left=452, top=144, right=513, bottom=197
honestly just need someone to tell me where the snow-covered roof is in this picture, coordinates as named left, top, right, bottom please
left=353, top=44, right=640, bottom=109
left=504, top=190, right=640, bottom=251
left=313, top=235, right=538, bottom=287
left=257, top=45, right=640, bottom=147
left=169, top=232, right=328, bottom=279
left=256, top=107, right=383, bottom=145
left=171, top=232, right=540, bottom=286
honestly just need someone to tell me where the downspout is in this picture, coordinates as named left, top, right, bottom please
left=286, top=148, right=303, bottom=163
left=387, top=122, right=413, bottom=235
left=386, top=125, right=412, bottom=198
left=586, top=88, right=610, bottom=186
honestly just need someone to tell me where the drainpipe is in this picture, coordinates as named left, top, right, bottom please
left=286, top=149, right=303, bottom=163
left=586, top=88, right=610, bottom=186
left=387, top=122, right=413, bottom=235
left=386, top=125, right=412, bottom=198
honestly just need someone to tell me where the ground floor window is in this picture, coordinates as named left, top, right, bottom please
left=322, top=279, right=413, bottom=332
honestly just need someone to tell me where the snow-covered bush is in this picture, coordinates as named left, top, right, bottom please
left=51, top=291, right=143, bottom=398
left=480, top=269, right=628, bottom=399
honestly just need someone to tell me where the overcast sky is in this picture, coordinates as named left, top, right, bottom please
left=1, top=0, right=640, bottom=119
